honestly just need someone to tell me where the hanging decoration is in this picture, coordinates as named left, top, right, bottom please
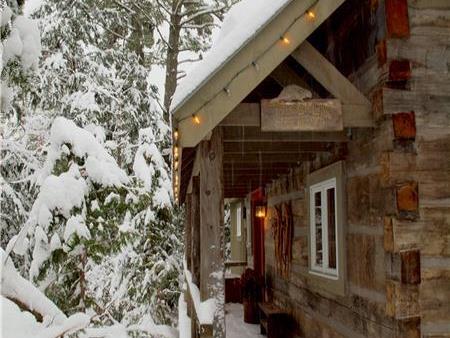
left=271, top=202, right=293, bottom=278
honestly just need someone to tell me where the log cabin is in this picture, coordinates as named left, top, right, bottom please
left=171, top=0, right=450, bottom=337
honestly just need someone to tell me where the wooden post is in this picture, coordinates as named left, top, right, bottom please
left=191, top=176, right=201, bottom=286
left=185, top=194, right=192, bottom=271
left=199, top=127, right=225, bottom=338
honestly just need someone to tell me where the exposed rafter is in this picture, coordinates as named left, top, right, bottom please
left=291, top=41, right=373, bottom=127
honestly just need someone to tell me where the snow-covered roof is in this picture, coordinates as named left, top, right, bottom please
left=171, top=0, right=293, bottom=112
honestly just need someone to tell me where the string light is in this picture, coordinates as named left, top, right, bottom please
left=174, top=146, right=179, bottom=158
left=223, top=87, right=231, bottom=96
left=252, top=61, right=260, bottom=72
left=306, top=10, right=316, bottom=19
left=192, top=114, right=201, bottom=125
left=173, top=129, right=179, bottom=141
left=280, top=35, right=290, bottom=44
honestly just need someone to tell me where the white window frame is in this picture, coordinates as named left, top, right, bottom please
left=236, top=205, right=242, bottom=238
left=309, top=177, right=339, bottom=280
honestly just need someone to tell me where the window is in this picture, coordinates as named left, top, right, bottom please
left=310, top=178, right=338, bottom=279
left=236, top=205, right=242, bottom=238
left=306, top=161, right=345, bottom=295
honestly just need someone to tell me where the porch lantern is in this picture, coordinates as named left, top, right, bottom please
left=255, top=205, right=266, bottom=218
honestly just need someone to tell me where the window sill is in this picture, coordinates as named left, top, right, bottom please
left=309, top=269, right=339, bottom=281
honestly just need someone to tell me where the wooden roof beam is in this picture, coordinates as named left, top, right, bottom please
left=223, top=126, right=348, bottom=142
left=291, top=41, right=373, bottom=127
left=224, top=152, right=315, bottom=163
left=220, top=102, right=371, bottom=128
left=224, top=141, right=338, bottom=153
left=269, top=62, right=316, bottom=95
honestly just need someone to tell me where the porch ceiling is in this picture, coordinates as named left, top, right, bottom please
left=222, top=125, right=347, bottom=198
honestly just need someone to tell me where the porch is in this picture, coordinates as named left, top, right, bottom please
left=174, top=0, right=373, bottom=335
left=170, top=0, right=450, bottom=336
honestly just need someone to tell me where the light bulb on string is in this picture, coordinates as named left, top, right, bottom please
left=306, top=10, right=316, bottom=19
left=280, top=35, right=290, bottom=45
left=173, top=129, right=179, bottom=141
left=192, top=114, right=201, bottom=125
left=252, top=61, right=260, bottom=72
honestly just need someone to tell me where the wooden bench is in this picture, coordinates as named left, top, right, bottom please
left=258, top=302, right=292, bottom=338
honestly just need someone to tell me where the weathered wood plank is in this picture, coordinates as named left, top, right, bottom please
left=224, top=141, right=338, bottom=154
left=292, top=41, right=372, bottom=109
left=267, top=190, right=305, bottom=207
left=409, top=0, right=450, bottom=8
left=270, top=62, right=314, bottom=93
left=261, top=99, right=344, bottom=132
left=199, top=127, right=225, bottom=337
left=386, top=280, right=420, bottom=319
left=223, top=126, right=348, bottom=143
left=185, top=194, right=192, bottom=271
left=191, top=176, right=201, bottom=286
left=219, top=103, right=260, bottom=127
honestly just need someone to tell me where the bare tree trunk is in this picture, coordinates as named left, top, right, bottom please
left=163, top=1, right=182, bottom=123
left=79, top=248, right=87, bottom=311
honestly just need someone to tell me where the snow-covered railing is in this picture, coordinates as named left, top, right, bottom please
left=184, top=263, right=215, bottom=337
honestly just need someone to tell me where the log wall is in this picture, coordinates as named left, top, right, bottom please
left=264, top=1, right=450, bottom=337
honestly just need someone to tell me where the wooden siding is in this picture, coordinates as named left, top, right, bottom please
left=263, top=1, right=450, bottom=337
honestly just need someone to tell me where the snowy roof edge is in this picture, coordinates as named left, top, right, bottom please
left=170, top=0, right=294, bottom=115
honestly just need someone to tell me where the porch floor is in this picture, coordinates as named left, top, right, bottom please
left=226, top=303, right=264, bottom=338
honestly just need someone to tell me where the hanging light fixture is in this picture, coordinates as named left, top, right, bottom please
left=255, top=205, right=266, bottom=218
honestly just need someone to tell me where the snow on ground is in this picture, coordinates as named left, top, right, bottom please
left=178, top=293, right=191, bottom=338
left=177, top=300, right=264, bottom=338
left=226, top=303, right=265, bottom=338
left=171, top=0, right=292, bottom=111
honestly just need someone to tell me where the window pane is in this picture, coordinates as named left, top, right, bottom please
left=327, top=187, right=336, bottom=269
left=314, top=191, right=322, bottom=266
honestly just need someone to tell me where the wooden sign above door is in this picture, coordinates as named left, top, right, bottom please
left=261, top=99, right=344, bottom=132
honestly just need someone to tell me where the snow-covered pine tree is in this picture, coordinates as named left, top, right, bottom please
left=32, top=0, right=158, bottom=149
left=24, top=0, right=184, bottom=327
left=18, top=117, right=130, bottom=314
left=1, top=0, right=47, bottom=259
left=86, top=123, right=183, bottom=327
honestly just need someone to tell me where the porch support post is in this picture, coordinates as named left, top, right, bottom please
left=199, top=127, right=225, bottom=338
left=191, top=176, right=201, bottom=286
left=185, top=194, right=192, bottom=271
